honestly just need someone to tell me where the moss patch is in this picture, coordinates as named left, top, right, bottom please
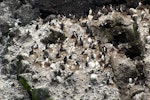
left=41, top=30, right=66, bottom=44
left=91, top=19, right=142, bottom=59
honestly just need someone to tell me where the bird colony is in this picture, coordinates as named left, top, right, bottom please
left=5, top=5, right=150, bottom=100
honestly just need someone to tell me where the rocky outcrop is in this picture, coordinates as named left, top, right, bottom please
left=32, top=0, right=150, bottom=18
left=0, top=0, right=150, bottom=100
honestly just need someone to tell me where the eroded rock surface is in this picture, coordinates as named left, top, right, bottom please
left=0, top=1, right=150, bottom=100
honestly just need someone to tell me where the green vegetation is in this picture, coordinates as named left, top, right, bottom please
left=41, top=29, right=66, bottom=44
left=14, top=54, right=52, bottom=99
left=17, top=75, right=31, bottom=92
left=17, top=75, right=52, bottom=100
left=92, top=19, right=143, bottom=59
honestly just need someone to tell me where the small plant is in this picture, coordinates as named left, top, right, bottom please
left=17, top=75, right=52, bottom=100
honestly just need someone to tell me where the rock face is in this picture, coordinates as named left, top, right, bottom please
left=33, top=0, right=93, bottom=18
left=0, top=0, right=150, bottom=100
left=0, top=75, right=29, bottom=100
left=32, top=0, right=150, bottom=18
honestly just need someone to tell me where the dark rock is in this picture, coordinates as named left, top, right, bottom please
left=0, top=0, right=40, bottom=29
left=142, top=0, right=150, bottom=4
left=31, top=0, right=94, bottom=18
left=110, top=52, right=137, bottom=89
left=126, top=0, right=141, bottom=7
left=8, top=55, right=30, bottom=75
left=93, top=0, right=114, bottom=6
left=0, top=22, right=10, bottom=35
left=40, top=30, right=66, bottom=44
left=31, top=88, right=51, bottom=100
left=14, top=4, right=39, bottom=26
left=30, top=0, right=150, bottom=20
